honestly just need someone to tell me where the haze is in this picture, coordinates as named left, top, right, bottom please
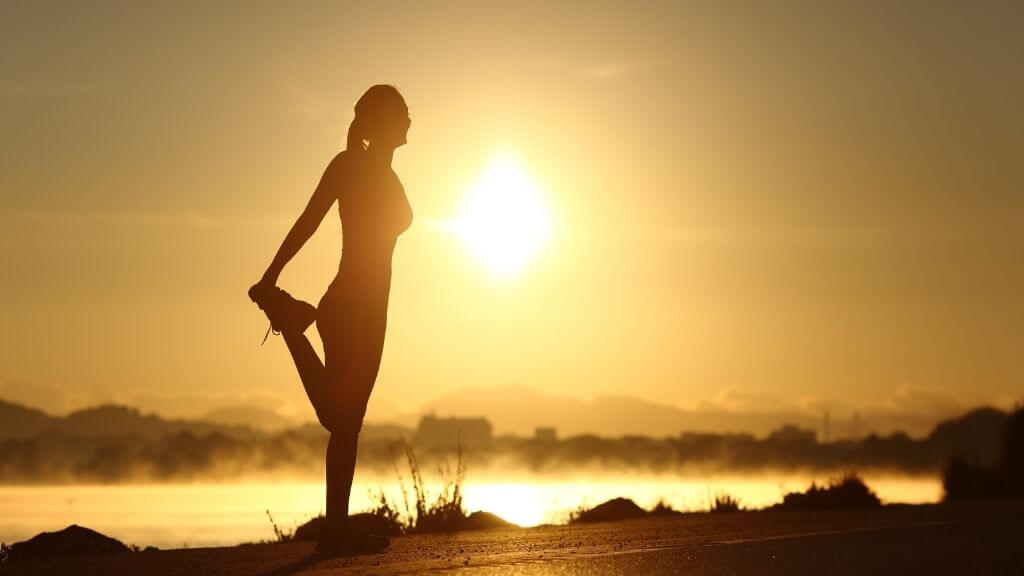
left=2, top=0, right=1022, bottom=430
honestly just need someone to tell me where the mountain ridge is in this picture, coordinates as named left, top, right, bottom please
left=1, top=384, right=984, bottom=442
left=417, top=385, right=952, bottom=438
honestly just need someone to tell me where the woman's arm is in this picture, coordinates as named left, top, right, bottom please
left=257, top=155, right=345, bottom=286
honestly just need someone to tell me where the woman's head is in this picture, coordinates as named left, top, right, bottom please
left=346, top=85, right=410, bottom=152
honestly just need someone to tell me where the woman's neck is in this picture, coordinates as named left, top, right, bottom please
left=364, top=144, right=394, bottom=168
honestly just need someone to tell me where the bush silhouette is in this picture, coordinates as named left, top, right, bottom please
left=943, top=406, right=1024, bottom=501
left=779, top=473, right=881, bottom=510
left=1003, top=408, right=1024, bottom=492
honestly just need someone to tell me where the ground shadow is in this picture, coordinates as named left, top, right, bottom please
left=259, top=553, right=324, bottom=576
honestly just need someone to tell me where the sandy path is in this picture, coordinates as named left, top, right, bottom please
left=5, top=500, right=1023, bottom=575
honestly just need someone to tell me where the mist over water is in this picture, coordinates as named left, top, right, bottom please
left=1, top=472, right=941, bottom=549
left=1, top=401, right=999, bottom=550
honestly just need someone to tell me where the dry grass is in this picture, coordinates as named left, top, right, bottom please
left=710, top=493, right=742, bottom=513
left=265, top=510, right=294, bottom=543
left=365, top=439, right=469, bottom=533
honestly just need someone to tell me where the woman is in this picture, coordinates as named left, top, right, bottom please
left=248, top=84, right=412, bottom=556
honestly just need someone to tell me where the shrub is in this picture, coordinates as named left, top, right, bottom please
left=779, top=473, right=881, bottom=510
left=942, top=406, right=1024, bottom=501
left=648, top=499, right=682, bottom=516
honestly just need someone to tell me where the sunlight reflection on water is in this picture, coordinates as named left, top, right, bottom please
left=0, top=474, right=941, bottom=549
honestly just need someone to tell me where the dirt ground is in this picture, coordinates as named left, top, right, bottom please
left=5, top=500, right=1024, bottom=575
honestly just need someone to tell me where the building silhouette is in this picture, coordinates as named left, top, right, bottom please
left=414, top=414, right=493, bottom=448
left=534, top=427, right=557, bottom=442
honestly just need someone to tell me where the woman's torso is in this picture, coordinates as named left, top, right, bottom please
left=323, top=151, right=412, bottom=305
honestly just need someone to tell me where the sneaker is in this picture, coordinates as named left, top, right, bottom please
left=249, top=284, right=317, bottom=337
left=315, top=521, right=390, bottom=557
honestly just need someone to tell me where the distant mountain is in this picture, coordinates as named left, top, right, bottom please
left=201, top=405, right=296, bottom=432
left=419, top=385, right=824, bottom=438
left=418, top=385, right=955, bottom=438
left=0, top=401, right=260, bottom=441
left=0, top=390, right=983, bottom=444
left=0, top=399, right=54, bottom=439
left=53, top=404, right=258, bottom=439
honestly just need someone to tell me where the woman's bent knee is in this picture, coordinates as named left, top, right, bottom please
left=317, top=406, right=365, bottom=437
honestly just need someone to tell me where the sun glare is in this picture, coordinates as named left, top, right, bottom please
left=446, top=152, right=552, bottom=278
left=463, top=483, right=550, bottom=527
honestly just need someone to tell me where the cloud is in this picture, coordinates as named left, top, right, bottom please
left=0, top=81, right=104, bottom=97
left=580, top=60, right=653, bottom=80
left=869, top=384, right=965, bottom=417
left=695, top=384, right=973, bottom=421
left=284, top=85, right=331, bottom=123
left=697, top=387, right=797, bottom=414
left=0, top=378, right=123, bottom=415
left=0, top=209, right=283, bottom=229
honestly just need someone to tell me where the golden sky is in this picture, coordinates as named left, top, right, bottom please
left=1, top=1, right=1022, bottom=426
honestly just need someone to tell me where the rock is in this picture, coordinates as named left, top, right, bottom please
left=463, top=510, right=515, bottom=530
left=6, top=525, right=130, bottom=563
left=292, top=516, right=326, bottom=541
left=573, top=497, right=647, bottom=523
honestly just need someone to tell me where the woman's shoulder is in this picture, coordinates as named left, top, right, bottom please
left=324, top=150, right=365, bottom=187
left=328, top=149, right=355, bottom=172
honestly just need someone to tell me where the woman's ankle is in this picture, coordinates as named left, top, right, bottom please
left=325, top=516, right=351, bottom=534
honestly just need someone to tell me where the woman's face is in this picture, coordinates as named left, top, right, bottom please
left=374, top=105, right=411, bottom=149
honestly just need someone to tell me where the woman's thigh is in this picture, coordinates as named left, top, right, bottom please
left=317, top=295, right=387, bottom=425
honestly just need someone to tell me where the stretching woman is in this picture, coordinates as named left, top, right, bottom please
left=248, top=85, right=412, bottom=556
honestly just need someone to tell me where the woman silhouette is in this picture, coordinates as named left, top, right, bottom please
left=248, top=85, right=412, bottom=555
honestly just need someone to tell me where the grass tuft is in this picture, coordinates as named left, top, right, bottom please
left=410, top=441, right=468, bottom=533
left=265, top=509, right=294, bottom=542
left=565, top=501, right=589, bottom=524
left=648, top=499, right=681, bottom=516
left=711, top=493, right=742, bottom=513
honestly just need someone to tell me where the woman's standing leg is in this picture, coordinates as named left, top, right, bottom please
left=320, top=303, right=387, bottom=528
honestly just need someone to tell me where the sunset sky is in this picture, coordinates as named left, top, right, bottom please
left=2, top=1, right=1022, bottom=429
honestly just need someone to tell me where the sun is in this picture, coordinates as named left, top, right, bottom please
left=445, top=152, right=552, bottom=278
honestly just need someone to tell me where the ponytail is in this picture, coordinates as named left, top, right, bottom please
left=346, top=114, right=367, bottom=152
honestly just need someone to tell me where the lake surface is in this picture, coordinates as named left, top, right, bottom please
left=1, top=473, right=942, bottom=549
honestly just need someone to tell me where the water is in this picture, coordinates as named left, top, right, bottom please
left=0, top=474, right=942, bottom=549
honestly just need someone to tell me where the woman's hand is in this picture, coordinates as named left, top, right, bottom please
left=248, top=277, right=275, bottom=304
